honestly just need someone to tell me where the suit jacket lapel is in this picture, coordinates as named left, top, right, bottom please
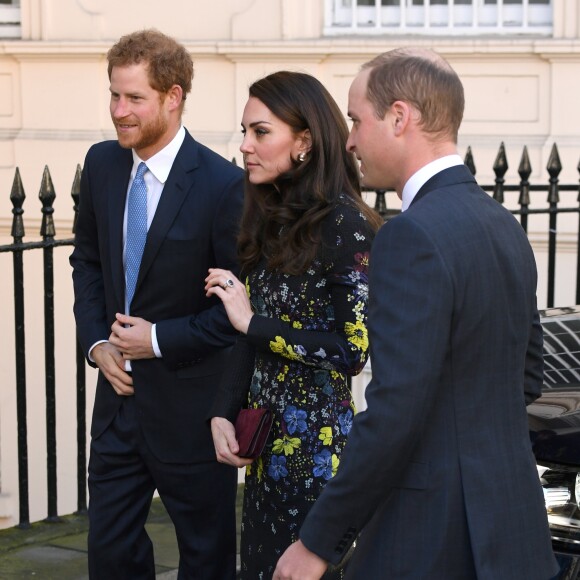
left=135, top=131, right=199, bottom=295
left=411, top=164, right=476, bottom=207
left=108, top=148, right=133, bottom=309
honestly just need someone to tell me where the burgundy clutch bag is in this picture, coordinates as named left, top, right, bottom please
left=234, top=408, right=274, bottom=459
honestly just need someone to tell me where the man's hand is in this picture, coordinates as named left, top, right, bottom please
left=274, top=540, right=328, bottom=580
left=210, top=417, right=253, bottom=469
left=91, top=342, right=134, bottom=396
left=110, top=313, right=154, bottom=360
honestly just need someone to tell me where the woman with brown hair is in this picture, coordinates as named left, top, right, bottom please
left=205, top=70, right=382, bottom=578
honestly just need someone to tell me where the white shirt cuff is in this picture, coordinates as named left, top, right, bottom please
left=152, top=324, right=162, bottom=358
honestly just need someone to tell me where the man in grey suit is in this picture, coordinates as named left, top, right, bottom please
left=274, top=48, right=558, bottom=579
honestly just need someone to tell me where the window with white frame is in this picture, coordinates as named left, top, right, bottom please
left=324, top=0, right=552, bottom=35
left=0, top=0, right=21, bottom=39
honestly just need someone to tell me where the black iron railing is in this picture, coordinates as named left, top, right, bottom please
left=0, top=143, right=579, bottom=529
left=0, top=164, right=84, bottom=529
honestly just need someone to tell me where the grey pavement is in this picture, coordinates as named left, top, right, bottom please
left=0, top=484, right=243, bottom=579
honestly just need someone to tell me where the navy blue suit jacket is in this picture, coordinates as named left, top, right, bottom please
left=299, top=165, right=558, bottom=579
left=70, top=130, right=244, bottom=463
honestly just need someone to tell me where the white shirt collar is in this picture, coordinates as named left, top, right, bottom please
left=131, top=125, right=186, bottom=183
left=401, top=154, right=463, bottom=211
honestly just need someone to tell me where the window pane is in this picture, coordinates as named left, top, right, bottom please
left=326, top=0, right=552, bottom=33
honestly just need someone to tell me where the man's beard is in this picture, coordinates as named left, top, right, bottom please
left=115, top=113, right=168, bottom=152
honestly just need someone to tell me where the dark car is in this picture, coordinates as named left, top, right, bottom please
left=529, top=306, right=580, bottom=578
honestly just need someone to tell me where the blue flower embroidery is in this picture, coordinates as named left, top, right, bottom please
left=314, top=369, right=333, bottom=396
left=314, top=370, right=330, bottom=387
left=338, top=409, right=353, bottom=435
left=250, top=370, right=262, bottom=397
left=313, top=449, right=333, bottom=480
left=322, top=383, right=334, bottom=396
left=283, top=405, right=307, bottom=435
left=268, top=455, right=288, bottom=481
left=295, top=345, right=307, bottom=357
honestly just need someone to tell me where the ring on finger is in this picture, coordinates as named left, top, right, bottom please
left=225, top=278, right=235, bottom=288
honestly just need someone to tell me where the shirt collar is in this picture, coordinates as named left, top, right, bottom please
left=131, top=125, right=186, bottom=183
left=401, top=154, right=463, bottom=211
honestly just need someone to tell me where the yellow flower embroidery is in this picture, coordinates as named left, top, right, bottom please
left=276, top=365, right=289, bottom=382
left=319, top=426, right=333, bottom=445
left=270, top=336, right=286, bottom=354
left=344, top=320, right=368, bottom=352
left=331, top=453, right=340, bottom=477
left=269, top=336, right=303, bottom=361
left=281, top=314, right=290, bottom=322
left=272, top=436, right=301, bottom=456
left=292, top=321, right=303, bottom=329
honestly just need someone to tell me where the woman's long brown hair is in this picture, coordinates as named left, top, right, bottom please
left=238, top=71, right=382, bottom=276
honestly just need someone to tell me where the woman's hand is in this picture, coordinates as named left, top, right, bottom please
left=211, top=417, right=254, bottom=468
left=205, top=268, right=254, bottom=334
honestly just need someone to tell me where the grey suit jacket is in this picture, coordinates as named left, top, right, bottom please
left=299, top=165, right=558, bottom=579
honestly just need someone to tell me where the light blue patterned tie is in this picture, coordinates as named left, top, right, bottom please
left=125, top=162, right=148, bottom=308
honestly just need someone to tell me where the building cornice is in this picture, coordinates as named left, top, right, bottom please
left=1, top=37, right=580, bottom=62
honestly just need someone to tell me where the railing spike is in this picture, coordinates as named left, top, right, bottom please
left=518, top=146, right=531, bottom=207
left=10, top=167, right=26, bottom=241
left=39, top=165, right=56, bottom=239
left=71, top=164, right=82, bottom=234
left=547, top=143, right=562, bottom=178
left=547, top=144, right=561, bottom=204
left=518, top=146, right=532, bottom=180
left=374, top=190, right=387, bottom=220
left=577, top=156, right=580, bottom=203
left=492, top=142, right=508, bottom=204
left=493, top=142, right=509, bottom=174
left=464, top=146, right=476, bottom=176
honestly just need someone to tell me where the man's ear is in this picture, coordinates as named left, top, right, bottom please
left=390, top=101, right=412, bottom=136
left=166, top=84, right=184, bottom=111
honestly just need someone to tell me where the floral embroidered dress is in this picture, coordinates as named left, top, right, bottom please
left=213, top=197, right=375, bottom=579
